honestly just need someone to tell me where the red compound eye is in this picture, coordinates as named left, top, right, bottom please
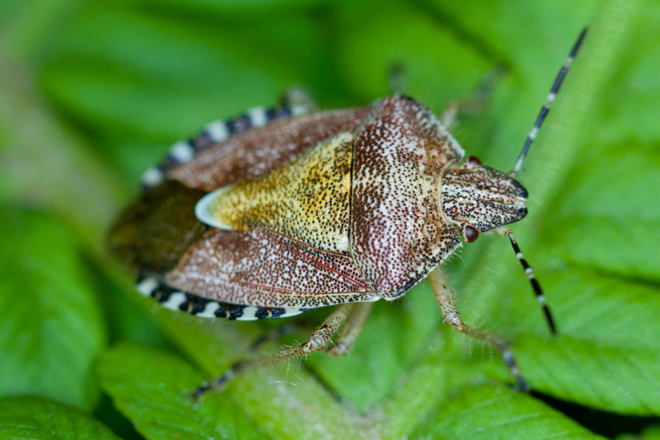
left=450, top=207, right=458, bottom=215
left=467, top=156, right=482, bottom=166
left=452, top=169, right=461, bottom=175
left=464, top=225, right=479, bottom=243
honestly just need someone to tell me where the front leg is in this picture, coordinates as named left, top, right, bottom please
left=429, top=268, right=528, bottom=392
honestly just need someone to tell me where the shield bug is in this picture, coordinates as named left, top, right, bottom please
left=108, top=29, right=587, bottom=396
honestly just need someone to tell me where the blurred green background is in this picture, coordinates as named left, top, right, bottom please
left=1, top=0, right=659, bottom=439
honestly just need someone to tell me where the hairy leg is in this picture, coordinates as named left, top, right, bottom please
left=429, top=268, right=528, bottom=391
left=193, top=304, right=354, bottom=398
left=327, top=302, right=373, bottom=356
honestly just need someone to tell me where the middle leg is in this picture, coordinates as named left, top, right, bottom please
left=327, top=302, right=374, bottom=356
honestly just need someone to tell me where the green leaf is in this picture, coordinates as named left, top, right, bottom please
left=143, top=307, right=369, bottom=439
left=138, top=0, right=332, bottom=18
left=415, top=384, right=606, bottom=440
left=0, top=207, right=106, bottom=410
left=0, top=56, right=127, bottom=251
left=94, top=263, right=172, bottom=349
left=616, top=425, right=660, bottom=440
left=541, top=116, right=660, bottom=283
left=597, top=1, right=660, bottom=145
left=98, top=344, right=263, bottom=440
left=336, top=1, right=491, bottom=106
left=1, top=0, right=655, bottom=438
left=490, top=267, right=660, bottom=416
left=0, top=396, right=119, bottom=439
left=40, top=9, right=285, bottom=141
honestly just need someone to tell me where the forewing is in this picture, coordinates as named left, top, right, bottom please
left=111, top=107, right=369, bottom=274
left=351, top=96, right=462, bottom=298
left=166, top=229, right=374, bottom=308
left=110, top=104, right=375, bottom=318
left=170, top=108, right=371, bottom=192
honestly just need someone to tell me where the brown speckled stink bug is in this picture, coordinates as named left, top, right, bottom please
left=108, top=29, right=587, bottom=396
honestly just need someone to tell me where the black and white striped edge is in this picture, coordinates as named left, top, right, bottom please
left=504, top=231, right=557, bottom=337
left=136, top=276, right=310, bottom=321
left=141, top=104, right=309, bottom=188
left=511, top=27, right=587, bottom=176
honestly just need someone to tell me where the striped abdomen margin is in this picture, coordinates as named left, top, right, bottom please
left=136, top=276, right=310, bottom=321
left=141, top=105, right=308, bottom=188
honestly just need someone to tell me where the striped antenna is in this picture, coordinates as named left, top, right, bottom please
left=498, top=228, right=556, bottom=336
left=511, top=27, right=588, bottom=177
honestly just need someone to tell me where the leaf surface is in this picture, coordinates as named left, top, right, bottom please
left=0, top=396, right=119, bottom=440
left=98, top=344, right=263, bottom=440
left=416, top=384, right=606, bottom=440
left=0, top=207, right=106, bottom=410
left=0, top=0, right=656, bottom=438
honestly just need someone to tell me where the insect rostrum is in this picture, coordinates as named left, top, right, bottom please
left=108, top=28, right=586, bottom=396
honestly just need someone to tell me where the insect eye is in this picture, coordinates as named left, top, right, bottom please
left=464, top=225, right=479, bottom=243
left=467, top=156, right=482, bottom=166
left=450, top=207, right=458, bottom=215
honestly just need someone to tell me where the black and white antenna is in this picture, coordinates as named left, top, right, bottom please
left=511, top=28, right=588, bottom=177
left=498, top=228, right=556, bottom=336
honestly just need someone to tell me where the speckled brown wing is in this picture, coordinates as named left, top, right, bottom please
left=169, top=108, right=371, bottom=192
left=350, top=96, right=463, bottom=298
left=110, top=107, right=370, bottom=279
left=166, top=229, right=375, bottom=308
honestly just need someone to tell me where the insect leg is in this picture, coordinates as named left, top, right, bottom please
left=388, top=62, right=407, bottom=95
left=440, top=65, right=506, bottom=131
left=280, top=86, right=315, bottom=115
left=428, top=268, right=529, bottom=392
left=192, top=304, right=354, bottom=398
left=327, top=302, right=374, bottom=356
left=249, top=323, right=298, bottom=351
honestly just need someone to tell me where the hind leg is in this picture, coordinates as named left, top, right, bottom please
left=193, top=304, right=354, bottom=398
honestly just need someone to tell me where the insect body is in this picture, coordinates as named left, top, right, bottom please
left=108, top=29, right=587, bottom=394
